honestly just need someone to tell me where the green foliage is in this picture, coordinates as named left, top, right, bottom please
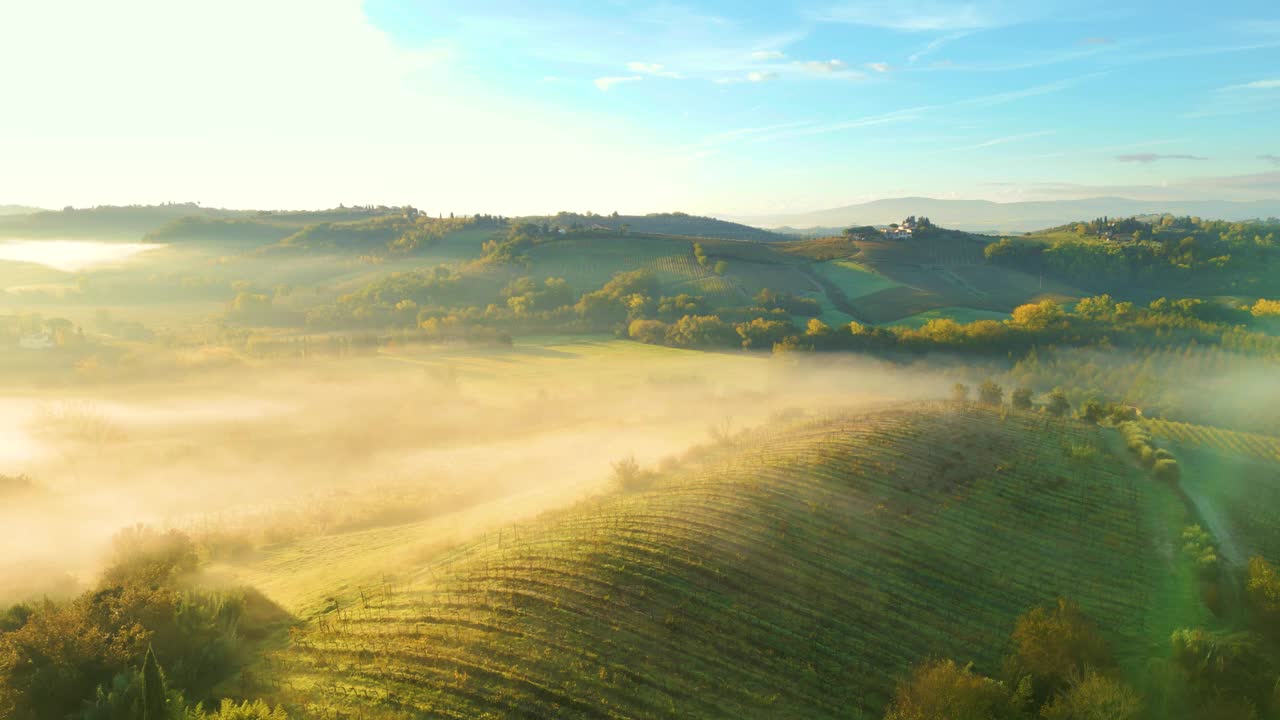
left=0, top=527, right=284, bottom=720
left=141, top=647, right=167, bottom=720
left=1046, top=389, right=1071, bottom=418
left=1153, top=458, right=1181, bottom=483
left=952, top=383, right=970, bottom=403
left=1038, top=672, right=1142, bottom=720
left=1011, top=387, right=1033, bottom=411
left=978, top=380, right=1004, bottom=406
left=1246, top=557, right=1280, bottom=636
left=187, top=699, right=289, bottom=720
left=1170, top=628, right=1273, bottom=708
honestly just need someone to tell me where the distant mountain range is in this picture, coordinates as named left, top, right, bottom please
left=727, top=197, right=1280, bottom=234
left=0, top=205, right=45, bottom=216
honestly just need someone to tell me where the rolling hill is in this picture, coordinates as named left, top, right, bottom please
left=729, top=197, right=1280, bottom=235
left=259, top=404, right=1201, bottom=719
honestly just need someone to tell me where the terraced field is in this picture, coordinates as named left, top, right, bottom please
left=261, top=405, right=1198, bottom=719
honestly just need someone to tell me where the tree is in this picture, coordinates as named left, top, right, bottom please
left=141, top=646, right=167, bottom=720
left=611, top=455, right=651, bottom=491
left=1079, top=398, right=1105, bottom=425
left=1039, top=672, right=1142, bottom=720
left=978, top=380, right=1004, bottom=407
left=1011, top=387, right=1033, bottom=411
left=1047, top=389, right=1070, bottom=418
left=1246, top=557, right=1280, bottom=636
left=1011, top=299, right=1065, bottom=330
left=1006, top=599, right=1114, bottom=702
left=883, top=658, right=1024, bottom=720
left=952, top=383, right=970, bottom=403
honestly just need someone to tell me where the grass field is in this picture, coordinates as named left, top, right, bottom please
left=812, top=260, right=901, bottom=301
left=254, top=404, right=1202, bottom=719
left=887, top=306, right=1012, bottom=329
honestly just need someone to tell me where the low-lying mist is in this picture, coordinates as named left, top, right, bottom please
left=0, top=346, right=950, bottom=606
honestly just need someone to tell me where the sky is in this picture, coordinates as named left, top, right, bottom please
left=1, top=0, right=1278, bottom=216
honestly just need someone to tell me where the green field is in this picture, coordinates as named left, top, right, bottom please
left=812, top=259, right=902, bottom=301
left=887, top=306, right=1012, bottom=329
left=254, top=405, right=1202, bottom=718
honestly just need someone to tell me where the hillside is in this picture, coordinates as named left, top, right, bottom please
left=531, top=212, right=788, bottom=242
left=729, top=197, right=1280, bottom=235
left=262, top=404, right=1197, bottom=719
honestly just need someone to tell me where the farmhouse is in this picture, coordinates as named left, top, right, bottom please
left=882, top=215, right=931, bottom=240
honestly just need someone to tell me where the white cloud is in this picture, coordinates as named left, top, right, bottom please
left=594, top=75, right=643, bottom=91
left=751, top=50, right=787, bottom=61
left=748, top=71, right=778, bottom=82
left=867, top=62, right=891, bottom=72
left=1225, top=78, right=1280, bottom=90
left=799, top=59, right=847, bottom=74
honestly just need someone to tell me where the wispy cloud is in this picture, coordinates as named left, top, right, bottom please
left=1116, top=153, right=1207, bottom=163
left=751, top=50, right=786, bottom=61
left=594, top=76, right=642, bottom=91
left=907, top=32, right=968, bottom=64
left=867, top=62, right=891, bottom=72
left=747, top=71, right=778, bottom=82
left=798, top=59, right=848, bottom=74
left=816, top=0, right=1030, bottom=31
left=1223, top=78, right=1280, bottom=90
left=956, top=129, right=1056, bottom=151
left=1081, top=36, right=1113, bottom=45
left=1260, top=154, right=1280, bottom=166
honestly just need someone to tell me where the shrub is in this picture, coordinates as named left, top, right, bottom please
left=611, top=456, right=652, bottom=492
left=1153, top=458, right=1180, bottom=483
left=1040, top=672, right=1142, bottom=720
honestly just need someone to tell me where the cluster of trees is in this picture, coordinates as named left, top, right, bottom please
left=692, top=242, right=728, bottom=275
left=986, top=216, right=1280, bottom=293
left=779, top=295, right=1280, bottom=362
left=884, top=600, right=1139, bottom=720
left=275, top=214, right=482, bottom=256
left=1119, top=422, right=1181, bottom=482
left=0, top=527, right=289, bottom=719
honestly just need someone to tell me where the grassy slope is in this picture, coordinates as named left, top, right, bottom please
left=784, top=232, right=1083, bottom=324
left=262, top=404, right=1196, bottom=719
left=1146, top=419, right=1280, bottom=564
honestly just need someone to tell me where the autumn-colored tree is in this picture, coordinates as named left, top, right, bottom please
left=883, top=658, right=1025, bottom=720
left=1006, top=599, right=1113, bottom=702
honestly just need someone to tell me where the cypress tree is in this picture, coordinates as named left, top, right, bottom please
left=141, top=646, right=168, bottom=720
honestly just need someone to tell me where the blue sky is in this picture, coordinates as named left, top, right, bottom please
left=1, top=1, right=1278, bottom=214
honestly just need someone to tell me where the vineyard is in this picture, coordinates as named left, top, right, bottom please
left=1147, top=418, right=1280, bottom=563
left=258, top=404, right=1199, bottom=719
